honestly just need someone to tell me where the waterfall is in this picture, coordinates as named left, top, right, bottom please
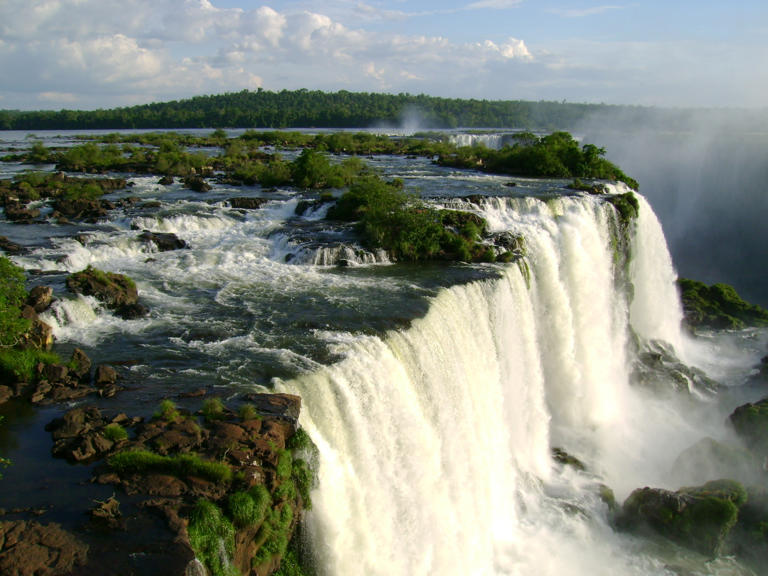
left=278, top=192, right=727, bottom=576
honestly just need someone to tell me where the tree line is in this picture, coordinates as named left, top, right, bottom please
left=0, top=89, right=619, bottom=131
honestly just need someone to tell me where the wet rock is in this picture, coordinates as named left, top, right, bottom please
left=26, top=285, right=53, bottom=313
left=158, top=175, right=174, bottom=185
left=229, top=197, right=268, bottom=210
left=0, top=520, right=88, bottom=576
left=240, top=392, right=301, bottom=426
left=729, top=397, right=768, bottom=456
left=619, top=479, right=747, bottom=557
left=66, top=266, right=148, bottom=320
left=4, top=202, right=40, bottom=223
left=69, top=348, right=92, bottom=382
left=53, top=197, right=108, bottom=221
left=89, top=495, right=123, bottom=530
left=139, top=230, right=188, bottom=251
left=182, top=176, right=211, bottom=193
left=0, top=235, right=24, bottom=254
left=94, top=365, right=118, bottom=388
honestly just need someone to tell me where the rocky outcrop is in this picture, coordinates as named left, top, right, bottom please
left=138, top=230, right=188, bottom=251
left=182, top=176, right=211, bottom=193
left=230, top=197, right=269, bottom=210
left=36, top=395, right=312, bottom=576
left=0, top=236, right=24, bottom=254
left=0, top=520, right=88, bottom=576
left=619, top=479, right=747, bottom=557
left=66, top=266, right=148, bottom=319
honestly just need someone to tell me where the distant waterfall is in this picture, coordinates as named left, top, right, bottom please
left=280, top=192, right=712, bottom=576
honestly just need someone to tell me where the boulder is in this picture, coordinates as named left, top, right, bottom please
left=69, top=348, right=92, bottom=382
left=66, top=266, right=147, bottom=320
left=182, top=176, right=211, bottom=193
left=139, top=230, right=188, bottom=251
left=620, top=479, right=747, bottom=557
left=26, top=285, right=53, bottom=313
left=229, top=197, right=268, bottom=210
left=0, top=235, right=24, bottom=254
left=158, top=175, right=174, bottom=185
left=4, top=202, right=40, bottom=223
left=94, top=365, right=118, bottom=388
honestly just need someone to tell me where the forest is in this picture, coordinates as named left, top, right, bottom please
left=1, top=89, right=630, bottom=131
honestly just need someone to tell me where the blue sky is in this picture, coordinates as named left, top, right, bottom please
left=0, top=0, right=766, bottom=110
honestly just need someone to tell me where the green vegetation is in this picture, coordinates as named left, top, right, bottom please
left=227, top=485, right=272, bottom=529
left=286, top=429, right=312, bottom=452
left=606, top=192, right=640, bottom=228
left=188, top=499, right=239, bottom=576
left=153, top=398, right=181, bottom=422
left=102, top=423, right=129, bottom=442
left=0, top=256, right=31, bottom=347
left=238, top=404, right=260, bottom=422
left=729, top=398, right=768, bottom=454
left=437, top=132, right=638, bottom=189
left=253, top=503, right=294, bottom=568
left=202, top=397, right=226, bottom=422
left=276, top=450, right=293, bottom=481
left=108, top=450, right=233, bottom=483
left=677, top=278, right=768, bottom=329
left=0, top=89, right=624, bottom=131
left=327, top=175, right=493, bottom=262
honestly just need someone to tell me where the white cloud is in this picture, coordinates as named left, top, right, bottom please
left=466, top=0, right=523, bottom=9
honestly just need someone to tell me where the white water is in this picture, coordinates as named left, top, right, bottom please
left=278, top=192, right=754, bottom=576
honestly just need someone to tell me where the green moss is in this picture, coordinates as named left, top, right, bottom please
left=276, top=450, right=293, bottom=481
left=108, top=450, right=232, bottom=483
left=102, top=423, right=129, bottom=442
left=227, top=490, right=269, bottom=528
left=188, top=499, right=240, bottom=576
left=292, top=459, right=313, bottom=510
left=286, top=429, right=312, bottom=452
left=605, top=192, right=639, bottom=228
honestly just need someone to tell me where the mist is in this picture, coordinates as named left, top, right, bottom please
left=577, top=108, right=768, bottom=307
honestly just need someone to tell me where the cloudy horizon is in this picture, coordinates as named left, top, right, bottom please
left=1, top=0, right=766, bottom=111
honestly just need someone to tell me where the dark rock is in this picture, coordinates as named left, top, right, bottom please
left=620, top=479, right=747, bottom=557
left=0, top=520, right=88, bottom=576
left=89, top=495, right=123, bottom=530
left=22, top=318, right=54, bottom=351
left=0, top=235, right=23, bottom=254
left=26, top=285, right=53, bottom=313
left=94, top=365, right=118, bottom=388
left=4, top=202, right=40, bottom=223
left=229, top=197, right=268, bottom=210
left=182, top=176, right=211, bottom=193
left=67, top=266, right=147, bottom=320
left=240, top=392, right=301, bottom=425
left=69, top=348, right=92, bottom=381
left=139, top=230, right=188, bottom=251
left=0, top=386, right=13, bottom=405
left=158, top=175, right=174, bottom=186
left=43, top=363, right=68, bottom=384
left=552, top=447, right=586, bottom=471
left=53, top=197, right=108, bottom=221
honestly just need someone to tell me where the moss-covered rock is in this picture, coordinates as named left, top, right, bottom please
left=620, top=479, right=747, bottom=557
left=66, top=266, right=148, bottom=319
left=729, top=397, right=768, bottom=456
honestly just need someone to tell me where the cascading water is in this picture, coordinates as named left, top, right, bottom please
left=278, top=192, right=753, bottom=576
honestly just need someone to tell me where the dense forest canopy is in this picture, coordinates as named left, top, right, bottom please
left=0, top=88, right=717, bottom=131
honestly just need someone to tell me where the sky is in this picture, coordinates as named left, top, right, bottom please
left=1, top=0, right=766, bottom=111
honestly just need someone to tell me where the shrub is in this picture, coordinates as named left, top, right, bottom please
left=154, top=399, right=180, bottom=422
left=286, top=429, right=312, bottom=452
left=102, top=423, right=129, bottom=442
left=276, top=450, right=293, bottom=481
left=202, top=397, right=225, bottom=422
left=238, top=404, right=260, bottom=422
left=0, top=348, right=60, bottom=382
left=227, top=488, right=271, bottom=528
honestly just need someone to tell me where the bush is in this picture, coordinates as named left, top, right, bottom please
left=238, top=404, right=260, bottom=422
left=0, top=348, right=60, bottom=382
left=154, top=399, right=180, bottom=422
left=202, top=397, right=225, bottom=422
left=276, top=450, right=292, bottom=481
left=227, top=488, right=271, bottom=528
left=102, top=423, right=129, bottom=442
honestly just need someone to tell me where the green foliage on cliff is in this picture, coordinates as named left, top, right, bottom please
left=108, top=450, right=233, bottom=483
left=677, top=278, right=768, bottom=329
left=437, top=131, right=639, bottom=189
left=188, top=499, right=239, bottom=576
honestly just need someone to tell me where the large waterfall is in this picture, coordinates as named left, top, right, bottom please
left=279, top=192, right=745, bottom=576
